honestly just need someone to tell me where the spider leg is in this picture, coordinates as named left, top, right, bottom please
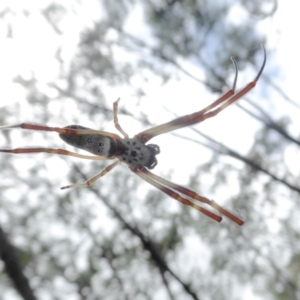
left=0, top=147, right=110, bottom=160
left=61, top=160, right=120, bottom=189
left=0, top=123, right=121, bottom=140
left=131, top=166, right=223, bottom=223
left=113, top=98, right=129, bottom=138
left=136, top=45, right=266, bottom=143
left=139, top=167, right=244, bottom=225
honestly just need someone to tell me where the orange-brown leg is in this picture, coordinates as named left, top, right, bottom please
left=0, top=123, right=121, bottom=140
left=131, top=167, right=223, bottom=223
left=136, top=45, right=266, bottom=143
left=138, top=167, right=244, bottom=225
left=61, top=160, right=120, bottom=189
left=0, top=147, right=111, bottom=160
left=113, top=98, right=129, bottom=138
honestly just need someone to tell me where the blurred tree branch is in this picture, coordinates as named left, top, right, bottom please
left=0, top=226, right=36, bottom=300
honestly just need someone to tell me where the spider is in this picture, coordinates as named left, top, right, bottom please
left=0, top=46, right=266, bottom=225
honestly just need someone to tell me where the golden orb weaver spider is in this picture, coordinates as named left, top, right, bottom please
left=0, top=46, right=266, bottom=226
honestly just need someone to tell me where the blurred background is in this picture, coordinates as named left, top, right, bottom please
left=0, top=1, right=299, bottom=299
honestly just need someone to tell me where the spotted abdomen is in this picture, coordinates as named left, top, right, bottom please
left=59, top=125, right=117, bottom=157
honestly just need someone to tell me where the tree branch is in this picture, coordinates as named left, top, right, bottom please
left=0, top=226, right=37, bottom=300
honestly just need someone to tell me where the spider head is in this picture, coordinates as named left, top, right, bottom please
left=144, top=144, right=160, bottom=169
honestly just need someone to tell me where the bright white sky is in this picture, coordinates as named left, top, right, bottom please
left=0, top=1, right=299, bottom=300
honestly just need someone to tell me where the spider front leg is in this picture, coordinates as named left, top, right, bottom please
left=134, top=167, right=244, bottom=225
left=131, top=167, right=223, bottom=223
left=136, top=45, right=266, bottom=143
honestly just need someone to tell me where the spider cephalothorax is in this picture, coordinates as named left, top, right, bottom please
left=117, top=138, right=160, bottom=169
left=0, top=45, right=266, bottom=225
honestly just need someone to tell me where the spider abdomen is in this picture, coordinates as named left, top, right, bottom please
left=59, top=125, right=117, bottom=157
left=117, top=138, right=160, bottom=169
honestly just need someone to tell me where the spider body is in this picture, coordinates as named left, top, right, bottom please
left=0, top=46, right=267, bottom=225
left=60, top=125, right=160, bottom=169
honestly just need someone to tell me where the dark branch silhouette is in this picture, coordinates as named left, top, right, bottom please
left=173, top=129, right=300, bottom=195
left=0, top=226, right=37, bottom=300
